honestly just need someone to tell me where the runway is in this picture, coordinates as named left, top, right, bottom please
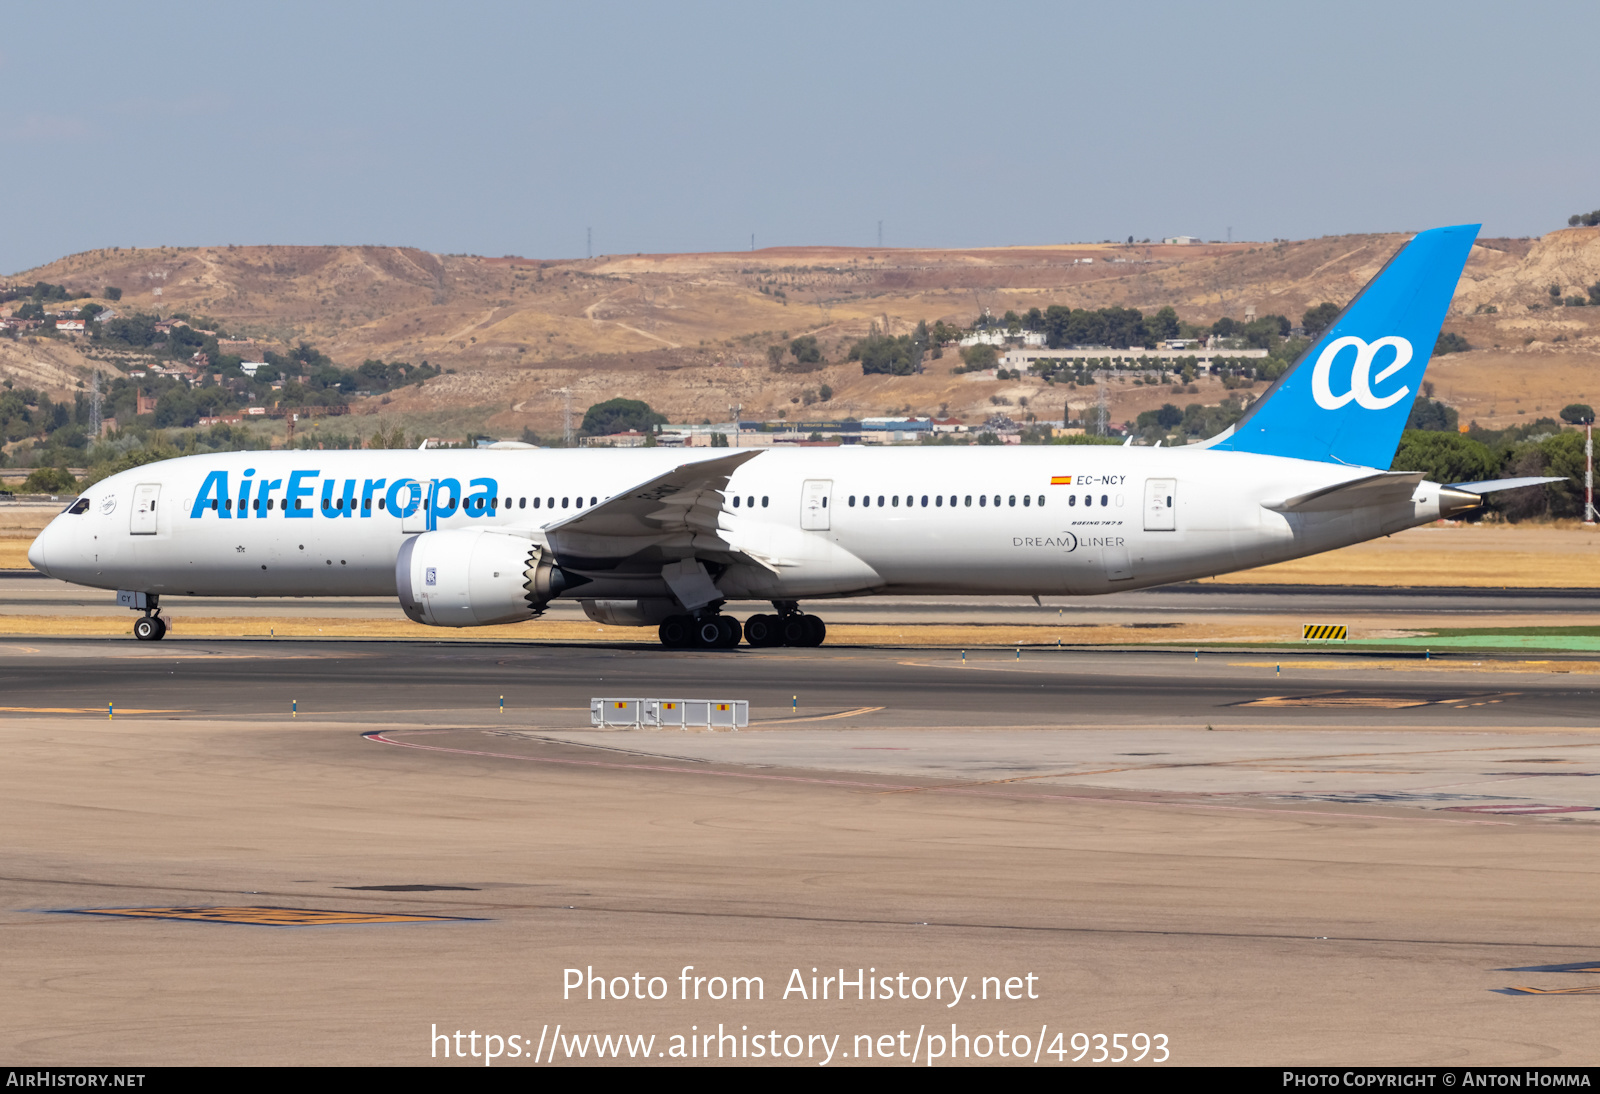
left=7, top=570, right=1600, bottom=622
left=3, top=638, right=1600, bottom=1065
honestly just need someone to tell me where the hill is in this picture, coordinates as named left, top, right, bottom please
left=4, top=229, right=1598, bottom=438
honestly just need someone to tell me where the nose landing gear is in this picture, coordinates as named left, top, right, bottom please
left=122, top=590, right=166, bottom=640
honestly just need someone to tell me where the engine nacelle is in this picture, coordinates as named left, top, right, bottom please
left=396, top=528, right=585, bottom=627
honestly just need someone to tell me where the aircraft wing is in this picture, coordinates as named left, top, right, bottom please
left=542, top=449, right=765, bottom=569
left=1263, top=471, right=1426, bottom=513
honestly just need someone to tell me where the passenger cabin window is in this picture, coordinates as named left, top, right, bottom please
left=762, top=496, right=769, bottom=507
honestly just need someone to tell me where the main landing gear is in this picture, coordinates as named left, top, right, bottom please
left=657, top=601, right=825, bottom=650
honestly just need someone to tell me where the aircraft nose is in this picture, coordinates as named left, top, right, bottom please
left=27, top=529, right=49, bottom=576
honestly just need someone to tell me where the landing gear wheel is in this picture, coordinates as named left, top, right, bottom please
left=715, top=615, right=742, bottom=648
left=778, top=615, right=809, bottom=646
left=800, top=614, right=825, bottom=647
left=658, top=615, right=693, bottom=648
left=134, top=616, right=163, bottom=641
left=151, top=616, right=167, bottom=640
left=692, top=617, right=726, bottom=648
left=744, top=614, right=780, bottom=647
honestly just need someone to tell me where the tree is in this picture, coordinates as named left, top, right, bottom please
left=789, top=335, right=822, bottom=365
left=851, top=331, right=918, bottom=375
left=1302, top=302, right=1340, bottom=336
left=23, top=466, right=77, bottom=493
left=1390, top=430, right=1496, bottom=484
left=818, top=383, right=833, bottom=401
left=1549, top=283, right=1562, bottom=301
left=766, top=344, right=784, bottom=368
left=103, top=286, right=122, bottom=301
left=1148, top=306, right=1180, bottom=341
left=1560, top=403, right=1596, bottom=425
left=958, top=343, right=998, bottom=371
left=1406, top=398, right=1459, bottom=432
left=580, top=397, right=666, bottom=436
left=1433, top=331, right=1471, bottom=356
left=710, top=431, right=728, bottom=448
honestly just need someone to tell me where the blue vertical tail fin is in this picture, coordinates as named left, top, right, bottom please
left=1209, top=224, right=1479, bottom=468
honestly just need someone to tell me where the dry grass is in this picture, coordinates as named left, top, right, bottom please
left=0, top=614, right=1281, bottom=646
left=0, top=538, right=31, bottom=569
left=1216, top=522, right=1600, bottom=587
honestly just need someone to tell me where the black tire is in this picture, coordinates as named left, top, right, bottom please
left=658, top=615, right=692, bottom=648
left=780, top=615, right=809, bottom=646
left=801, top=614, right=826, bottom=647
left=693, top=617, right=724, bottom=648
left=744, top=614, right=777, bottom=647
left=133, top=617, right=158, bottom=641
left=150, top=616, right=167, bottom=640
left=716, top=615, right=742, bottom=648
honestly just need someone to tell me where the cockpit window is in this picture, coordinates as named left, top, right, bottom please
left=64, top=497, right=90, bottom=515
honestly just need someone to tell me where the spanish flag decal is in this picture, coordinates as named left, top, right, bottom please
left=1050, top=475, right=1071, bottom=485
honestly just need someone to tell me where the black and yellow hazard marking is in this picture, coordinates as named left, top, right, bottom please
left=59, top=905, right=481, bottom=926
left=1302, top=624, right=1348, bottom=641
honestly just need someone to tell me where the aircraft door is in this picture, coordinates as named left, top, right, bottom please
left=800, top=479, right=832, bottom=531
left=130, top=484, right=160, bottom=535
left=400, top=480, right=433, bottom=534
left=1143, top=477, right=1176, bottom=531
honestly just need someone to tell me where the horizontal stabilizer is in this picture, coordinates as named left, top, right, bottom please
left=1448, top=476, right=1567, bottom=494
left=1264, top=471, right=1424, bottom=513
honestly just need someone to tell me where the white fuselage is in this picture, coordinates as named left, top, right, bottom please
left=28, top=445, right=1452, bottom=612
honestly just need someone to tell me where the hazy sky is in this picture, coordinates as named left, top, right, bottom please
left=3, top=1, right=1596, bottom=272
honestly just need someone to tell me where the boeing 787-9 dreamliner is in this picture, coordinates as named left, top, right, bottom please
left=27, top=224, right=1558, bottom=647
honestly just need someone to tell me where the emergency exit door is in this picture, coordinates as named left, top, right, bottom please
left=130, top=484, right=160, bottom=534
left=800, top=479, right=832, bottom=530
left=400, top=480, right=433, bottom=533
left=1143, top=478, right=1176, bottom=531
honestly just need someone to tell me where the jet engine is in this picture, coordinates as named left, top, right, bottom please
left=396, top=528, right=586, bottom=627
